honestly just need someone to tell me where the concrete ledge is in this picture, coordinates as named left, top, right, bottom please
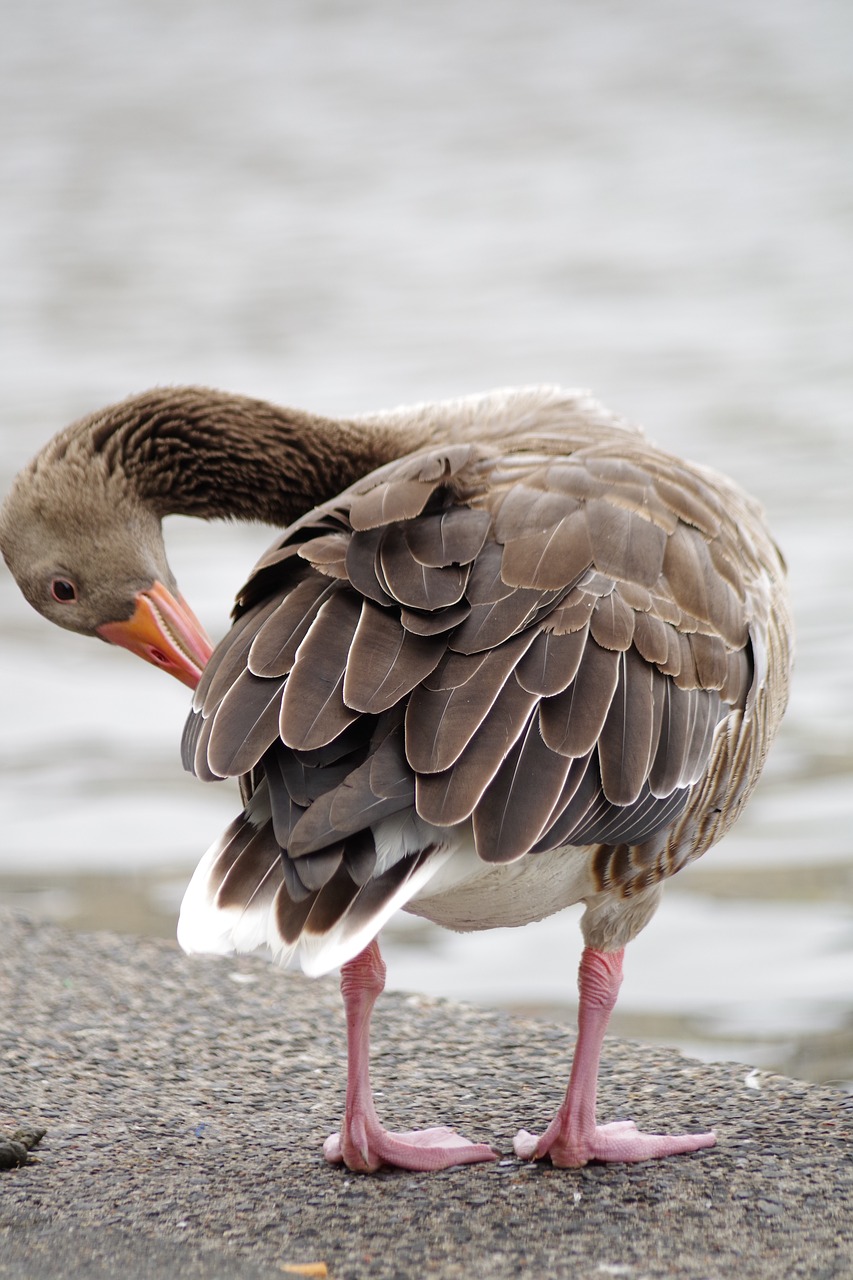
left=1, top=910, right=851, bottom=1279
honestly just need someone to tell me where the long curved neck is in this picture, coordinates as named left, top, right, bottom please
left=75, top=387, right=431, bottom=527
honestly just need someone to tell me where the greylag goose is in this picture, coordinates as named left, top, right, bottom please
left=0, top=385, right=792, bottom=1172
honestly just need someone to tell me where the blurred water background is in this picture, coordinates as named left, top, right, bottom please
left=1, top=0, right=851, bottom=1086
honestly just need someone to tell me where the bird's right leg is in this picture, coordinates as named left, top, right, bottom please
left=323, top=939, right=497, bottom=1173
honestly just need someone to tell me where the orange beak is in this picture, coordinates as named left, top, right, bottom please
left=97, top=580, right=214, bottom=690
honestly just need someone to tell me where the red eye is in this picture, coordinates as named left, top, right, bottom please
left=51, top=578, right=77, bottom=603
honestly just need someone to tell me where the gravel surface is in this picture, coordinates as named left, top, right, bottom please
left=2, top=910, right=851, bottom=1279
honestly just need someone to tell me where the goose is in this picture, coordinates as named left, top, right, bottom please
left=0, top=385, right=792, bottom=1172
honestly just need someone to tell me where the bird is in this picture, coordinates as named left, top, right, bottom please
left=0, top=384, right=792, bottom=1173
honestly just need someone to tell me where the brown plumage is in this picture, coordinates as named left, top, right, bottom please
left=0, top=384, right=792, bottom=1173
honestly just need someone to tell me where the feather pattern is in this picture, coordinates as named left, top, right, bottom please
left=342, top=600, right=444, bottom=713
left=405, top=629, right=537, bottom=773
left=174, top=385, right=791, bottom=973
left=278, top=590, right=362, bottom=749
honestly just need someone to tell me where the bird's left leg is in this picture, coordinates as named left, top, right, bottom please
left=323, top=939, right=497, bottom=1173
left=514, top=946, right=716, bottom=1167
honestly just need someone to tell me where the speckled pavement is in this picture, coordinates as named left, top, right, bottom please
left=1, top=910, right=851, bottom=1279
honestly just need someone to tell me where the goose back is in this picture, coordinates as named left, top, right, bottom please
left=176, top=393, right=792, bottom=974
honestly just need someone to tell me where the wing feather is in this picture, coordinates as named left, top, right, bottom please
left=379, top=527, right=469, bottom=610
left=663, top=522, right=746, bottom=646
left=585, top=496, right=668, bottom=587
left=538, top=640, right=621, bottom=757
left=471, top=716, right=576, bottom=862
left=279, top=590, right=362, bottom=749
left=399, top=599, right=472, bottom=635
left=514, top=625, right=588, bottom=695
left=196, top=597, right=281, bottom=715
left=289, top=723, right=415, bottom=856
left=499, top=508, right=594, bottom=591
left=248, top=575, right=338, bottom=677
left=207, top=669, right=286, bottom=777
left=405, top=630, right=536, bottom=772
left=597, top=647, right=656, bottom=805
left=342, top=599, right=445, bottom=713
left=589, top=591, right=635, bottom=651
left=414, top=677, right=538, bottom=825
left=403, top=507, right=491, bottom=567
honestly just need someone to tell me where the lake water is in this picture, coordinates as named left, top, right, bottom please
left=1, top=0, right=852, bottom=1087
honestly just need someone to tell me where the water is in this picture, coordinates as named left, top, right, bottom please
left=1, top=0, right=852, bottom=1085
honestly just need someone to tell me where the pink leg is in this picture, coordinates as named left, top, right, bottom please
left=514, top=946, right=716, bottom=1167
left=323, top=940, right=497, bottom=1173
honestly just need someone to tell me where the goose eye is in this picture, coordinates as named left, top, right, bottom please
left=51, top=578, right=77, bottom=603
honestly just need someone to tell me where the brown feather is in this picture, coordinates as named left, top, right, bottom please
left=301, top=848, right=432, bottom=947
left=492, top=483, right=580, bottom=542
left=447, top=537, right=570, bottom=653
left=288, top=726, right=415, bottom=857
left=181, top=709, right=204, bottom=773
left=234, top=543, right=308, bottom=614
left=368, top=717, right=416, bottom=801
left=192, top=713, right=222, bottom=783
left=297, top=532, right=350, bottom=578
left=471, top=716, right=576, bottom=862
left=632, top=610, right=672, bottom=667
left=247, top=575, right=338, bottom=678
left=342, top=599, right=444, bottom=714
left=344, top=527, right=395, bottom=608
left=345, top=444, right=478, bottom=531
left=207, top=669, right=286, bottom=777
left=538, top=639, right=621, bottom=757
left=522, top=752, right=596, bottom=856
left=581, top=783, right=689, bottom=854
left=214, top=818, right=282, bottom=915
left=197, top=596, right=282, bottom=715
left=378, top=525, right=470, bottom=610
left=203, top=808, right=266, bottom=906
left=414, top=677, right=538, bottom=825
left=300, top=861, right=364, bottom=936
left=528, top=751, right=603, bottom=852
left=279, top=591, right=362, bottom=750
left=597, top=647, right=656, bottom=805
left=585, top=497, right=669, bottom=587
left=651, top=471, right=723, bottom=537
left=617, top=580, right=654, bottom=612
left=402, top=506, right=491, bottom=567
left=514, top=625, right=589, bottom=695
left=647, top=681, right=718, bottom=795
left=405, top=630, right=536, bottom=773
left=663, top=523, right=746, bottom=646
left=683, top=689, right=723, bottom=784
left=688, top=630, right=730, bottom=690
left=346, top=480, right=438, bottom=533
left=274, top=879, right=319, bottom=943
left=450, top=587, right=559, bottom=653
left=589, top=591, right=635, bottom=651
left=263, top=746, right=307, bottom=848
left=276, top=747, right=356, bottom=807
left=499, top=509, right=595, bottom=591
left=399, top=599, right=473, bottom=635
left=294, top=844, right=346, bottom=891
left=537, top=460, right=608, bottom=503
left=584, top=454, right=669, bottom=499
left=542, top=592, right=598, bottom=635
left=721, top=646, right=753, bottom=706
left=342, top=829, right=378, bottom=887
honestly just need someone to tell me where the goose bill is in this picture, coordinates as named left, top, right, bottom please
left=97, top=580, right=214, bottom=689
